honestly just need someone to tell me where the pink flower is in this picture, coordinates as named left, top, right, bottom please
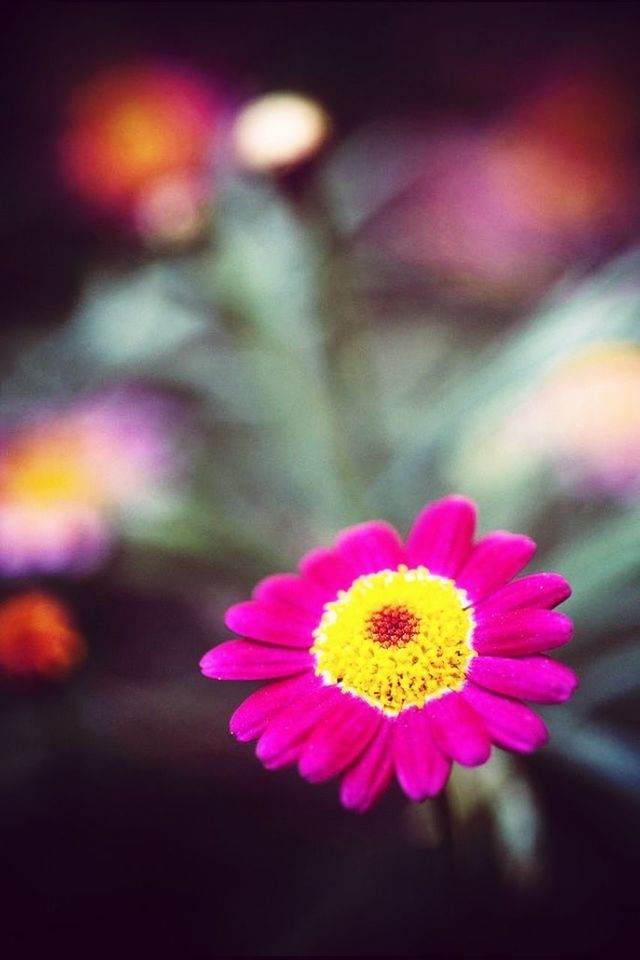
left=200, top=496, right=576, bottom=812
left=0, top=388, right=183, bottom=576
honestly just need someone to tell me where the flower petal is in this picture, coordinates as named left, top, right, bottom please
left=252, top=573, right=328, bottom=616
left=469, top=655, right=578, bottom=704
left=298, top=694, right=382, bottom=783
left=299, top=547, right=354, bottom=594
left=405, top=495, right=476, bottom=577
left=230, top=672, right=321, bottom=742
left=261, top=743, right=303, bottom=770
left=224, top=601, right=315, bottom=648
left=340, top=723, right=394, bottom=813
left=256, top=685, right=343, bottom=769
left=474, top=572, right=572, bottom=620
left=394, top=707, right=451, bottom=801
left=335, top=521, right=405, bottom=576
left=472, top=609, right=573, bottom=656
left=425, top=691, right=491, bottom=767
left=463, top=686, right=548, bottom=753
left=199, top=640, right=312, bottom=680
left=456, top=532, right=536, bottom=603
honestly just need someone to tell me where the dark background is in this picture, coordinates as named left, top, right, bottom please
left=1, top=4, right=639, bottom=956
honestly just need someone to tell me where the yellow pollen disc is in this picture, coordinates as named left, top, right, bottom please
left=311, top=565, right=476, bottom=716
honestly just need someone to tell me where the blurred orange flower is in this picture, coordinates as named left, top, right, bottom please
left=60, top=63, right=220, bottom=223
left=0, top=592, right=85, bottom=680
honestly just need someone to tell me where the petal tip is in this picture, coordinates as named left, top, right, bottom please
left=441, top=493, right=477, bottom=511
left=555, top=612, right=574, bottom=644
left=223, top=602, right=248, bottom=633
left=557, top=665, right=579, bottom=702
left=298, top=751, right=330, bottom=783
left=199, top=648, right=222, bottom=678
left=399, top=782, right=448, bottom=802
left=550, top=573, right=573, bottom=603
left=339, top=791, right=372, bottom=814
left=462, top=745, right=492, bottom=767
left=229, top=716, right=253, bottom=742
left=515, top=722, right=550, bottom=754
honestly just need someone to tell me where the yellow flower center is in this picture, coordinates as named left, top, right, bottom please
left=311, top=565, right=476, bottom=716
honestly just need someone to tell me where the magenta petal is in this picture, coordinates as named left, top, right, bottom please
left=474, top=573, right=572, bottom=620
left=406, top=495, right=476, bottom=578
left=456, top=532, right=536, bottom=603
left=394, top=707, right=451, bottom=800
left=224, top=601, right=315, bottom=648
left=261, top=743, right=303, bottom=770
left=473, top=609, right=573, bottom=656
left=299, top=547, right=355, bottom=594
left=335, top=521, right=405, bottom=576
left=298, top=695, right=382, bottom=783
left=340, top=723, right=395, bottom=813
left=469, top=655, right=578, bottom=704
left=425, top=691, right=491, bottom=767
left=252, top=573, right=329, bottom=616
left=463, top=686, right=548, bottom=753
left=256, top=685, right=343, bottom=769
left=199, top=640, right=312, bottom=680
left=230, top=672, right=321, bottom=742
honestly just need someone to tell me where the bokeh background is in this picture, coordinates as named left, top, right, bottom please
left=1, top=2, right=639, bottom=955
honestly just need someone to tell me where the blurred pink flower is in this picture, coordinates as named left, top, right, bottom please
left=370, top=70, right=636, bottom=300
left=201, top=496, right=576, bottom=812
left=375, top=128, right=632, bottom=300
left=0, top=389, right=183, bottom=575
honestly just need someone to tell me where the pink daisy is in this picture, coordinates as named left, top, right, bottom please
left=200, top=496, right=577, bottom=812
